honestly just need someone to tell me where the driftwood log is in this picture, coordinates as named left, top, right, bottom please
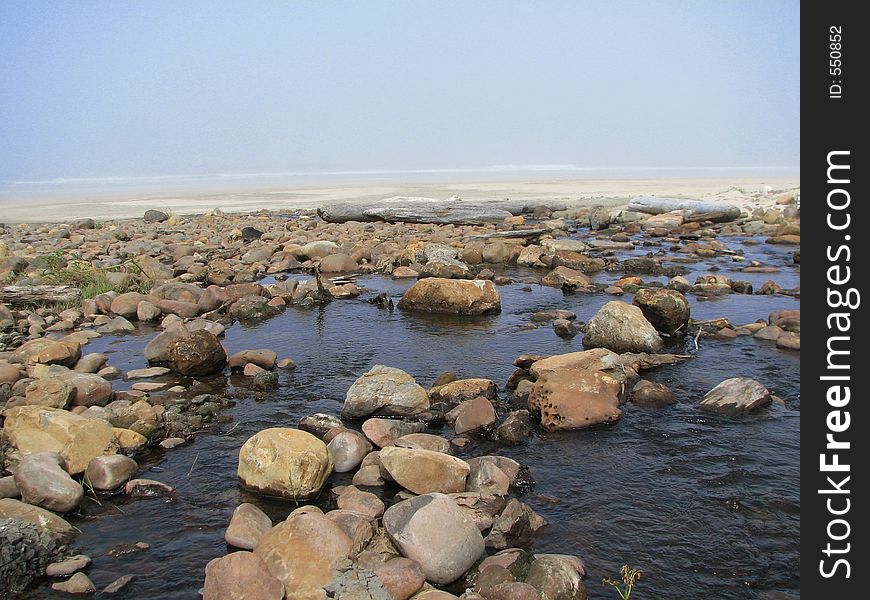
left=0, top=285, right=80, bottom=306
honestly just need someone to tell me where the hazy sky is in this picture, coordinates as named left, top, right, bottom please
left=1, top=1, right=799, bottom=185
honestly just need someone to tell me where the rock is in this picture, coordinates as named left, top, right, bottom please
left=466, top=461, right=510, bottom=498
left=238, top=428, right=333, bottom=499
left=84, top=455, right=138, bottom=491
left=114, top=428, right=147, bottom=451
left=382, top=493, right=485, bottom=585
left=110, top=292, right=146, bottom=319
left=319, top=253, right=359, bottom=272
left=485, top=499, right=548, bottom=550
left=103, top=574, right=135, bottom=594
left=362, top=418, right=427, bottom=448
left=277, top=357, right=297, bottom=370
left=9, top=338, right=81, bottom=368
left=335, top=486, right=385, bottom=519
left=137, top=300, right=162, bottom=321
left=0, top=362, right=22, bottom=384
left=379, top=447, right=469, bottom=494
left=541, top=266, right=592, bottom=289
left=327, top=431, right=373, bottom=473
left=73, top=353, right=108, bottom=374
left=25, top=378, right=75, bottom=408
left=0, top=498, right=77, bottom=539
left=777, top=331, right=800, bottom=350
left=582, top=301, right=663, bottom=353
left=159, top=437, right=186, bottom=449
left=630, top=380, right=677, bottom=407
left=342, top=366, right=430, bottom=418
left=632, top=288, right=691, bottom=336
left=54, top=371, right=113, bottom=407
left=398, top=278, right=501, bottom=316
left=298, top=413, right=344, bottom=437
left=452, top=397, right=496, bottom=435
left=126, top=366, right=171, bottom=379
left=373, top=557, right=425, bottom=600
left=524, top=554, right=588, bottom=600
left=392, top=266, right=420, bottom=279
left=144, top=324, right=190, bottom=364
left=225, top=503, right=273, bottom=550
left=699, top=377, right=772, bottom=414
left=203, top=550, right=284, bottom=600
left=419, top=258, right=471, bottom=279
left=254, top=512, right=353, bottom=599
left=228, top=349, right=278, bottom=371
left=485, top=582, right=542, bottom=600
left=14, top=452, right=83, bottom=512
left=394, top=433, right=451, bottom=454
left=495, top=411, right=531, bottom=442
left=167, top=330, right=227, bottom=376
left=143, top=209, right=168, bottom=222
left=124, top=478, right=175, bottom=497
left=45, top=554, right=91, bottom=577
left=229, top=295, right=276, bottom=321
left=429, top=378, right=497, bottom=408
left=135, top=255, right=174, bottom=281
left=0, top=476, right=19, bottom=499
left=528, top=369, right=623, bottom=431
left=553, top=319, right=580, bottom=339
left=51, top=572, right=96, bottom=594
left=325, top=510, right=375, bottom=554
left=4, top=406, right=117, bottom=474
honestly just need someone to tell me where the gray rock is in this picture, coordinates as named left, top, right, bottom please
left=699, top=377, right=772, bottom=414
left=582, top=301, right=663, bottom=354
left=14, top=452, right=83, bottom=513
left=143, top=209, right=169, bottom=223
left=628, top=196, right=741, bottom=222
left=84, top=455, right=138, bottom=491
left=342, top=366, right=429, bottom=418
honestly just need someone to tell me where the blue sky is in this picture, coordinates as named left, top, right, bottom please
left=0, top=1, right=799, bottom=185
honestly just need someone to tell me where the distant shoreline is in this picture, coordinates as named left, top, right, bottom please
left=0, top=175, right=800, bottom=224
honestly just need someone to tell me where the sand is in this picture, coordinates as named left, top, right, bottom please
left=0, top=176, right=799, bottom=224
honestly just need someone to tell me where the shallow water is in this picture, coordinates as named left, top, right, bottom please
left=22, top=233, right=799, bottom=600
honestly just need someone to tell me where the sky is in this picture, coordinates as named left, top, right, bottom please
left=0, top=1, right=799, bottom=194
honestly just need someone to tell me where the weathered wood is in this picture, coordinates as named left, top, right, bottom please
left=318, top=197, right=569, bottom=224
left=467, top=227, right=553, bottom=240
left=0, top=285, right=81, bottom=305
left=628, top=196, right=741, bottom=222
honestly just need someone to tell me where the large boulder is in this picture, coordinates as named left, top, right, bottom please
left=166, top=330, right=227, bottom=376
left=13, top=452, right=83, bottom=513
left=632, top=288, right=691, bottom=335
left=24, top=379, right=75, bottom=408
left=3, top=406, right=117, bottom=474
left=84, top=455, right=138, bottom=491
left=238, top=428, right=332, bottom=499
left=698, top=377, right=772, bottom=414
left=0, top=498, right=77, bottom=539
left=203, top=551, right=284, bottom=600
left=379, top=447, right=469, bottom=494
left=383, top=493, right=485, bottom=585
left=582, top=301, right=663, bottom=353
left=342, top=366, right=429, bottom=418
left=398, top=279, right=501, bottom=316
left=254, top=512, right=353, bottom=599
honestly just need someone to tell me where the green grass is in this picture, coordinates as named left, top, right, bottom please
left=34, top=252, right=151, bottom=306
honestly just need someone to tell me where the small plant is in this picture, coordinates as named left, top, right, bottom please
left=603, top=565, right=642, bottom=600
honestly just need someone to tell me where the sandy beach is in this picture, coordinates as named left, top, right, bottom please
left=0, top=176, right=799, bottom=224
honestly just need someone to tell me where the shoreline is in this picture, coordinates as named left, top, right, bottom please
left=0, top=176, right=799, bottom=224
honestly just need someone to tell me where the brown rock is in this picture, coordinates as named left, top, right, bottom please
left=452, top=397, right=496, bottom=435
left=398, top=278, right=501, bottom=316
left=203, top=551, right=284, bottom=600
left=238, top=428, right=333, bottom=499
left=374, top=557, right=425, bottom=600
left=225, top=503, right=273, bottom=550
left=630, top=380, right=677, bottom=407
left=379, top=447, right=469, bottom=494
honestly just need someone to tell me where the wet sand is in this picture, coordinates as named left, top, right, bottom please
left=0, top=176, right=799, bottom=223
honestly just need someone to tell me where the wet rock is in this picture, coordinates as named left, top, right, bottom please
left=51, top=572, right=96, bottom=594
left=582, top=301, right=663, bottom=353
left=429, top=378, right=497, bottom=409
left=4, top=405, right=117, bottom=474
left=699, top=377, right=772, bottom=414
left=335, top=486, right=385, bottom=519
left=553, top=319, right=580, bottom=339
left=225, top=502, right=273, bottom=550
left=495, top=410, right=531, bottom=442
left=102, top=574, right=135, bottom=594
left=379, top=447, right=469, bottom=495
left=777, top=331, right=800, bottom=351
left=342, top=366, right=430, bottom=418
left=383, top=493, right=485, bottom=585
left=203, top=550, right=284, bottom=600
left=451, top=397, right=496, bottom=435
left=362, top=418, right=427, bottom=448
left=229, top=295, right=276, bottom=321
left=328, top=430, right=373, bottom=472
left=466, top=461, right=510, bottom=498
left=166, top=329, right=227, bottom=376
left=298, top=413, right=344, bottom=437
left=73, top=353, right=108, bottom=374
left=524, top=554, right=588, bottom=600
left=486, top=582, right=542, bottom=600
left=254, top=512, right=353, bottom=599
left=398, top=278, right=501, bottom=316
left=484, top=499, right=548, bottom=550
left=541, top=266, right=592, bottom=289
left=228, top=349, right=278, bottom=371
left=238, top=428, right=333, bottom=499
left=0, top=498, right=77, bottom=540
left=45, top=554, right=91, bottom=577
left=630, top=380, right=677, bottom=407
left=632, top=288, right=691, bottom=336
left=84, top=455, right=138, bottom=491
left=124, top=478, right=175, bottom=497
left=144, top=323, right=190, bottom=364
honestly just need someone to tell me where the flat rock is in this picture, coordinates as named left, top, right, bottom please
left=379, top=447, right=469, bottom=495
left=699, top=377, right=772, bottom=414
